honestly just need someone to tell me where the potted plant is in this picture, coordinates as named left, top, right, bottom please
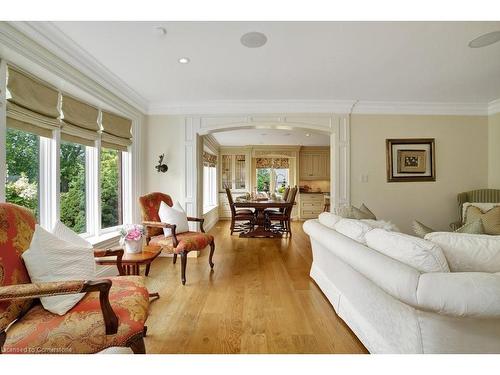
left=119, top=224, right=145, bottom=254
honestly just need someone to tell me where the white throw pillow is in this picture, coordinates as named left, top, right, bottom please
left=22, top=225, right=96, bottom=315
left=51, top=220, right=93, bottom=249
left=366, top=229, right=450, bottom=273
left=158, top=201, right=189, bottom=237
left=318, top=212, right=342, bottom=229
left=334, top=219, right=374, bottom=244
left=360, top=219, right=400, bottom=232
left=425, top=232, right=500, bottom=272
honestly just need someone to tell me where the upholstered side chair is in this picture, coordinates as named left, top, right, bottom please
left=139, top=192, right=215, bottom=285
left=0, top=203, right=150, bottom=354
left=450, top=189, right=500, bottom=230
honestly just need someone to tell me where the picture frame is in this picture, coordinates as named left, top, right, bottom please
left=386, top=138, right=435, bottom=182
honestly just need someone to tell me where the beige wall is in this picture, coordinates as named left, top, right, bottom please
left=350, top=114, right=489, bottom=234
left=489, top=113, right=500, bottom=188
left=141, top=115, right=185, bottom=205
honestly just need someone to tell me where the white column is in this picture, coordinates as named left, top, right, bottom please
left=0, top=59, right=6, bottom=202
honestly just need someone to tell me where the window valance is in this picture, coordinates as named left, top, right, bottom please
left=203, top=151, right=217, bottom=167
left=255, top=157, right=289, bottom=169
left=101, top=111, right=132, bottom=151
left=6, top=66, right=61, bottom=137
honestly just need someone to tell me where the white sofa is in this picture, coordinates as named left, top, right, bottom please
left=303, top=219, right=500, bottom=353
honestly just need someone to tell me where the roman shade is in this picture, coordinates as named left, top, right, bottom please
left=101, top=111, right=132, bottom=151
left=60, top=95, right=100, bottom=146
left=203, top=152, right=217, bottom=167
left=255, top=157, right=290, bottom=169
left=6, top=66, right=60, bottom=137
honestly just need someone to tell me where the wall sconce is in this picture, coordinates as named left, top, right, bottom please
left=156, top=153, right=169, bottom=173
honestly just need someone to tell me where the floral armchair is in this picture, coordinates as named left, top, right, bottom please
left=0, top=203, right=149, bottom=354
left=139, top=192, right=215, bottom=285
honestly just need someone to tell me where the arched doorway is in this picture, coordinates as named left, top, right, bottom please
left=183, top=114, right=350, bottom=220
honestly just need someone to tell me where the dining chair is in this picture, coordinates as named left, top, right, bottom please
left=0, top=203, right=149, bottom=354
left=225, top=188, right=256, bottom=235
left=139, top=192, right=215, bottom=285
left=264, top=186, right=290, bottom=216
left=267, top=186, right=298, bottom=237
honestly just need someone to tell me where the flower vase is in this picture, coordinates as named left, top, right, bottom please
left=124, top=238, right=143, bottom=254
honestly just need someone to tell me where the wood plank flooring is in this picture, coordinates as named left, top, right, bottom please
left=143, top=220, right=368, bottom=354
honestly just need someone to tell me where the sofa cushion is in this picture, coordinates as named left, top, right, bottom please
left=425, top=232, right=500, bottom=272
left=366, top=229, right=450, bottom=273
left=318, top=212, right=342, bottom=229
left=22, top=225, right=96, bottom=315
left=334, top=219, right=374, bottom=244
left=3, top=276, right=149, bottom=354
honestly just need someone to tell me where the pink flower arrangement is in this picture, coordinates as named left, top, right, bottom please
left=120, top=224, right=145, bottom=242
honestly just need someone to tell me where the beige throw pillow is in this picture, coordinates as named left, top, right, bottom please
left=466, top=206, right=500, bottom=235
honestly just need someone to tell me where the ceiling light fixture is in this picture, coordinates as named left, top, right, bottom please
left=305, top=133, right=311, bottom=137
left=468, top=31, right=500, bottom=48
left=178, top=57, right=190, bottom=64
left=240, top=32, right=268, bottom=48
left=154, top=26, right=167, bottom=36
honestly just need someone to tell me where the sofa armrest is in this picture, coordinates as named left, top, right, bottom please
left=417, top=272, right=500, bottom=318
left=0, top=279, right=119, bottom=335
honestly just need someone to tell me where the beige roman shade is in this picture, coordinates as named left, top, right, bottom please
left=60, top=95, right=99, bottom=146
left=6, top=66, right=60, bottom=137
left=101, top=111, right=132, bottom=151
left=255, top=157, right=289, bottom=169
left=203, top=151, right=217, bottom=167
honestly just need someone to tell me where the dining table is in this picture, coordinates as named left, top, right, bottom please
left=233, top=198, right=294, bottom=238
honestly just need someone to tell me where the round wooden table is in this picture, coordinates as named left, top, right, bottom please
left=96, top=245, right=162, bottom=276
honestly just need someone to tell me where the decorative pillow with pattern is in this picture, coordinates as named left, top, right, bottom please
left=413, top=219, right=484, bottom=238
left=465, top=206, right=500, bottom=235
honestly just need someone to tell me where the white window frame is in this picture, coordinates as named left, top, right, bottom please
left=0, top=61, right=134, bottom=244
left=203, top=164, right=217, bottom=214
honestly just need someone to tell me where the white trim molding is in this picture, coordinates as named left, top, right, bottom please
left=488, top=99, right=500, bottom=115
left=184, top=114, right=351, bottom=220
left=149, top=99, right=490, bottom=116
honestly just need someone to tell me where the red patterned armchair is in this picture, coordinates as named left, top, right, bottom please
left=0, top=203, right=149, bottom=354
left=139, top=192, right=215, bottom=285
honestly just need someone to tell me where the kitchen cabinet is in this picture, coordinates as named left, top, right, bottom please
left=299, top=193, right=325, bottom=219
left=299, top=147, right=330, bottom=180
left=220, top=153, right=248, bottom=191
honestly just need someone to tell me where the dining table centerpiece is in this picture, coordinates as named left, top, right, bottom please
left=119, top=224, right=145, bottom=254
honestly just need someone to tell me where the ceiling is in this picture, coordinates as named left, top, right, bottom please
left=15, top=21, right=500, bottom=113
left=212, top=128, right=330, bottom=146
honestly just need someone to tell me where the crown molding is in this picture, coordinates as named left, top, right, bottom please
left=6, top=21, right=148, bottom=114
left=148, top=99, right=489, bottom=116
left=488, top=99, right=500, bottom=115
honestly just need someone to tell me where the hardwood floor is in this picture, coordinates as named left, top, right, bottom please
left=143, top=220, right=368, bottom=354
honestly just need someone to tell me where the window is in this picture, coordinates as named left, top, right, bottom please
left=5, top=128, right=40, bottom=218
left=203, top=164, right=217, bottom=212
left=100, top=148, right=123, bottom=229
left=256, top=168, right=271, bottom=193
left=274, top=168, right=289, bottom=194
left=60, top=141, right=87, bottom=234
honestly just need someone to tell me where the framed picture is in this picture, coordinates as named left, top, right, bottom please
left=386, top=138, right=435, bottom=182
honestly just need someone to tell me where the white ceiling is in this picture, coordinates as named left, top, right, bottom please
left=18, top=21, right=500, bottom=112
left=212, top=128, right=330, bottom=146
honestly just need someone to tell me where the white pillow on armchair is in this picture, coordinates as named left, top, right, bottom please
left=158, top=201, right=190, bottom=237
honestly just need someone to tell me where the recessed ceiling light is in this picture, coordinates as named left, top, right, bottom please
left=178, top=57, right=190, bottom=64
left=154, top=27, right=167, bottom=36
left=468, top=31, right=500, bottom=48
left=260, top=133, right=268, bottom=136
left=240, top=32, right=268, bottom=48
left=305, top=133, right=311, bottom=137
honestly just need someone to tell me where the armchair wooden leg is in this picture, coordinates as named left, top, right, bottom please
left=173, top=254, right=177, bottom=264
left=180, top=251, right=187, bottom=285
left=209, top=241, right=215, bottom=269
left=127, top=333, right=146, bottom=354
left=0, top=330, right=6, bottom=354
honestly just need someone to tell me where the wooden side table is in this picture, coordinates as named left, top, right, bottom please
left=95, top=245, right=162, bottom=299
